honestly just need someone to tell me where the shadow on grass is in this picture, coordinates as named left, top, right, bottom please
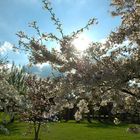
left=85, top=121, right=129, bottom=129
left=7, top=123, right=23, bottom=134
left=58, top=120, right=128, bottom=127
left=56, top=120, right=129, bottom=129
left=0, top=121, right=30, bottom=136
left=0, top=122, right=33, bottom=140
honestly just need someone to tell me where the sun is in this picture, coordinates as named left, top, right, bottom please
left=72, top=33, right=92, bottom=52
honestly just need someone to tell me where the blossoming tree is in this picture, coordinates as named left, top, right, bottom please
left=16, top=0, right=140, bottom=123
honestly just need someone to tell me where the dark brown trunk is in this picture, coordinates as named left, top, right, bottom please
left=34, top=122, right=41, bottom=140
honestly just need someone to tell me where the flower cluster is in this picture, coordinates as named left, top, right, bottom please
left=113, top=117, right=120, bottom=125
left=74, top=99, right=89, bottom=121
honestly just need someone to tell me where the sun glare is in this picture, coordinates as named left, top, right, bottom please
left=72, top=33, right=92, bottom=52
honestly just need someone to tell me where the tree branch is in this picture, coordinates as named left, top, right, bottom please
left=121, top=88, right=140, bottom=99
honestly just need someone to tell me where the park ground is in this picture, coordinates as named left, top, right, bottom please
left=0, top=121, right=140, bottom=140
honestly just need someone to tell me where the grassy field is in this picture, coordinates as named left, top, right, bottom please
left=0, top=121, right=140, bottom=140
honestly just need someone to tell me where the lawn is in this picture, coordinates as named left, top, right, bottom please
left=0, top=121, right=140, bottom=140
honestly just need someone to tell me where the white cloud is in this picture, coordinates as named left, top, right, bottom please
left=0, top=41, right=13, bottom=54
left=6, top=63, right=13, bottom=69
left=36, top=63, right=49, bottom=70
left=26, top=62, right=56, bottom=77
left=0, top=63, right=12, bottom=70
left=99, top=38, right=107, bottom=44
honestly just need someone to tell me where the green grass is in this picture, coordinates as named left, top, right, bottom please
left=0, top=121, right=140, bottom=140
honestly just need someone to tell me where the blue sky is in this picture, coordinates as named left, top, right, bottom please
left=0, top=0, right=121, bottom=75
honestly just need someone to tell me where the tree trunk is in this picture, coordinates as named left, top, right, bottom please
left=87, top=113, right=92, bottom=123
left=34, top=122, right=41, bottom=140
left=64, top=108, right=70, bottom=122
left=9, top=113, right=15, bottom=124
left=87, top=104, right=92, bottom=123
